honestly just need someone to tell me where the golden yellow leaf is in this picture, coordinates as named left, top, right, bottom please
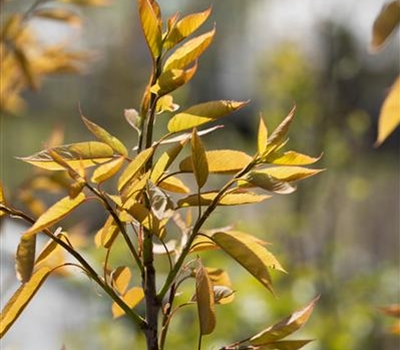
left=95, top=215, right=119, bottom=248
left=0, top=182, right=5, bottom=217
left=168, top=100, right=248, bottom=132
left=155, top=94, right=179, bottom=114
left=23, top=193, right=86, bottom=238
left=258, top=166, right=324, bottom=182
left=376, top=76, right=400, bottom=146
left=191, top=128, right=208, bottom=188
left=206, top=268, right=232, bottom=288
left=267, top=151, right=321, bottom=166
left=34, top=232, right=69, bottom=269
left=240, top=172, right=296, bottom=194
left=1, top=267, right=52, bottom=338
left=138, top=0, right=162, bottom=60
left=126, top=203, right=165, bottom=238
left=121, top=172, right=150, bottom=209
left=112, top=266, right=132, bottom=295
left=16, top=235, right=36, bottom=283
left=112, top=287, right=145, bottom=318
left=258, top=115, right=268, bottom=155
left=267, top=106, right=296, bottom=149
left=91, top=157, right=125, bottom=184
left=190, top=235, right=219, bottom=254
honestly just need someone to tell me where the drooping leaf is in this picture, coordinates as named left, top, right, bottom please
left=112, top=266, right=132, bottom=295
left=255, top=167, right=324, bottom=183
left=267, top=151, right=321, bottom=166
left=22, top=193, right=86, bottom=240
left=16, top=235, right=37, bottom=283
left=267, top=106, right=296, bottom=149
left=163, top=27, right=215, bottom=71
left=255, top=340, right=313, bottom=350
left=138, top=0, right=162, bottom=60
left=178, top=190, right=271, bottom=207
left=371, top=1, right=400, bottom=51
left=258, top=115, right=268, bottom=155
left=376, top=76, right=400, bottom=145
left=18, top=142, right=114, bottom=171
left=164, top=7, right=212, bottom=50
left=0, top=267, right=52, bottom=338
left=211, top=231, right=286, bottom=293
left=195, top=262, right=216, bottom=335
left=81, top=116, right=128, bottom=156
left=180, top=150, right=252, bottom=174
left=240, top=172, right=296, bottom=194
left=250, top=296, right=319, bottom=345
left=91, top=157, right=125, bottom=184
left=168, top=100, right=248, bottom=133
left=33, top=8, right=81, bottom=27
left=112, top=287, right=145, bottom=318
left=118, top=147, right=154, bottom=191
left=191, top=128, right=208, bottom=188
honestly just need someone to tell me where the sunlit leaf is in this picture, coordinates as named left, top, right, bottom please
left=126, top=203, right=165, bottom=238
left=164, top=27, right=215, bottom=71
left=250, top=296, right=319, bottom=345
left=267, top=106, right=296, bottom=149
left=156, top=94, right=179, bottom=114
left=240, top=172, right=296, bottom=194
left=0, top=267, right=52, bottom=338
left=138, top=0, right=162, bottom=60
left=255, top=167, right=324, bottom=182
left=191, top=128, right=208, bottom=188
left=91, top=157, right=125, bottom=184
left=195, top=262, right=216, bottom=335
left=178, top=190, right=271, bottom=207
left=255, top=340, right=313, bottom=350
left=206, top=268, right=232, bottom=287
left=33, top=8, right=81, bottom=27
left=168, top=100, right=248, bottom=132
left=190, top=235, right=219, bottom=254
left=16, top=235, right=36, bottom=283
left=213, top=285, right=235, bottom=305
left=0, top=182, right=5, bottom=217
left=371, top=1, right=400, bottom=51
left=164, top=7, right=212, bottom=50
left=34, top=231, right=68, bottom=269
left=95, top=215, right=119, bottom=248
left=121, top=172, right=151, bottom=208
left=180, top=150, right=252, bottom=174
left=112, top=266, right=132, bottom=295
left=23, top=193, right=86, bottom=238
left=267, top=151, right=321, bottom=166
left=112, top=287, right=145, bottom=318
left=118, top=147, right=154, bottom=191
left=258, top=115, right=268, bottom=155
left=81, top=116, right=128, bottom=156
left=211, top=231, right=286, bottom=293
left=376, top=76, right=400, bottom=146
left=158, top=125, right=223, bottom=146
left=18, top=142, right=114, bottom=171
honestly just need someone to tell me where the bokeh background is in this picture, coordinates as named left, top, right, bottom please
left=1, top=0, right=399, bottom=349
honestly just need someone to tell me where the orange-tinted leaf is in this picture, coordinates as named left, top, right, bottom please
left=168, top=100, right=248, bottom=132
left=164, top=27, right=215, bottom=71
left=267, top=151, right=321, bottom=166
left=112, top=287, right=144, bottom=318
left=91, top=157, right=125, bottom=184
left=376, top=76, right=400, bottom=145
left=196, top=262, right=216, bottom=335
left=180, top=149, right=252, bottom=174
left=212, top=231, right=286, bottom=293
left=138, top=0, right=162, bottom=60
left=163, top=7, right=212, bottom=50
left=18, top=142, right=114, bottom=171
left=240, top=172, right=296, bottom=194
left=112, top=266, right=132, bottom=295
left=60, top=0, right=110, bottom=6
left=255, top=340, right=313, bottom=350
left=371, top=1, right=400, bottom=51
left=16, top=235, right=36, bottom=283
left=250, top=296, right=319, bottom=345
left=33, top=8, right=81, bottom=27
left=258, top=115, right=268, bottom=155
left=23, top=193, right=86, bottom=238
left=191, top=128, right=208, bottom=188
left=81, top=116, right=128, bottom=156
left=0, top=267, right=52, bottom=338
left=380, top=304, right=400, bottom=318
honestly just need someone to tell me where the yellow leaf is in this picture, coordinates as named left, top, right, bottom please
left=121, top=172, right=151, bottom=208
left=155, top=94, right=179, bottom=114
left=95, top=216, right=119, bottom=248
left=180, top=149, right=252, bottom=174
left=213, top=285, right=235, bottom=305
left=23, top=193, right=86, bottom=238
left=81, top=116, right=128, bottom=156
left=18, top=142, right=114, bottom=171
left=164, top=27, right=215, bottom=71
left=250, top=296, right=319, bottom=345
left=35, top=232, right=69, bottom=269
left=190, top=235, right=219, bottom=254
left=255, top=340, right=313, bottom=350
left=138, top=0, right=162, bottom=60
left=118, top=147, right=154, bottom=191
left=112, top=287, right=144, bottom=318
left=168, top=100, right=248, bottom=132
left=91, top=157, right=125, bottom=184
left=163, top=7, right=212, bottom=50
left=191, top=128, right=208, bottom=188
left=111, top=266, right=132, bottom=295
left=256, top=167, right=324, bottom=182
left=0, top=182, right=5, bottom=217
left=206, top=268, right=232, bottom=288
left=376, top=76, right=400, bottom=145
left=195, top=262, right=216, bottom=335
left=178, top=190, right=271, bottom=207
left=33, top=8, right=81, bottom=27
left=371, top=1, right=400, bottom=52
left=267, top=106, right=296, bottom=150
left=258, top=115, right=268, bottom=155
left=158, top=176, right=190, bottom=194
left=1, top=267, right=52, bottom=338
left=267, top=151, right=321, bottom=166
left=240, top=172, right=296, bottom=194
left=126, top=203, right=165, bottom=238
left=16, top=235, right=36, bottom=283
left=211, top=231, right=286, bottom=293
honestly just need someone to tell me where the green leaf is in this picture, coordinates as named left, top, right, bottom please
left=18, top=142, right=114, bottom=171
left=91, top=157, right=125, bottom=184
left=81, top=116, right=128, bottom=156
left=112, top=287, right=144, bottom=318
left=138, top=0, right=162, bottom=60
left=16, top=235, right=37, bottom=283
left=196, top=261, right=216, bottom=335
left=211, top=231, right=286, bottom=293
left=164, top=27, right=216, bottom=71
left=23, top=193, right=86, bottom=238
left=240, top=172, right=296, bottom=194
left=255, top=340, right=313, bottom=350
left=168, top=100, right=248, bottom=132
left=258, top=115, right=268, bottom=155
left=163, top=7, right=212, bottom=50
left=1, top=267, right=52, bottom=338
left=371, top=1, right=400, bottom=51
left=191, top=128, right=208, bottom=188
left=267, top=151, right=321, bottom=166
left=376, top=76, right=400, bottom=146
left=111, top=266, right=132, bottom=295
left=250, top=296, right=319, bottom=345
left=178, top=190, right=271, bottom=207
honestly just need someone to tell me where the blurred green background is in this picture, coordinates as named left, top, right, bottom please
left=1, top=0, right=399, bottom=349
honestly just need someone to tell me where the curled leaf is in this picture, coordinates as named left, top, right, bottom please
left=16, top=235, right=37, bottom=283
